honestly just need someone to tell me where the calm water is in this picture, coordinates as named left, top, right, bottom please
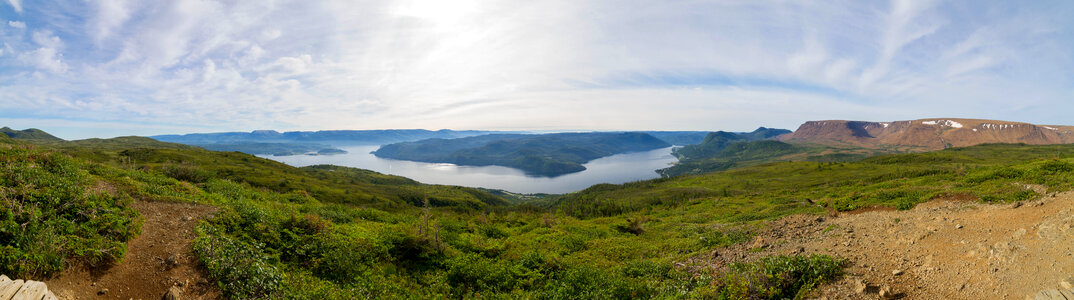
left=260, top=145, right=678, bottom=194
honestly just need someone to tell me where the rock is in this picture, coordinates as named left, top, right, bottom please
left=710, top=249, right=720, bottom=258
left=749, top=236, right=767, bottom=249
left=1061, top=277, right=1074, bottom=290
left=165, top=253, right=181, bottom=267
left=892, top=269, right=904, bottom=276
left=1060, top=289, right=1074, bottom=300
left=98, top=288, right=109, bottom=295
left=852, top=279, right=867, bottom=294
left=1033, top=289, right=1066, bottom=300
left=878, top=285, right=895, bottom=299
left=955, top=282, right=965, bottom=291
left=1012, top=202, right=1023, bottom=208
left=13, top=281, right=48, bottom=300
left=0, top=278, right=25, bottom=299
left=163, top=286, right=182, bottom=300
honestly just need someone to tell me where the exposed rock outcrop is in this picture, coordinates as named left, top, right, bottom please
left=779, top=118, right=1074, bottom=150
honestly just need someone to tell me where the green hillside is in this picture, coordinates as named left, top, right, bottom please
left=7, top=126, right=1073, bottom=299
left=0, top=127, right=64, bottom=141
left=669, top=128, right=790, bottom=161
left=559, top=143, right=1074, bottom=219
left=660, top=140, right=886, bottom=177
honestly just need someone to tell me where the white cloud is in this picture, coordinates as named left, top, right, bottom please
left=0, top=0, right=1073, bottom=135
left=31, top=30, right=63, bottom=48
left=89, top=0, right=135, bottom=45
left=18, top=47, right=68, bottom=73
left=8, top=20, right=24, bottom=29
left=6, top=0, right=21, bottom=13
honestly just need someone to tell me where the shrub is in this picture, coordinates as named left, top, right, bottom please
left=717, top=255, right=845, bottom=299
left=539, top=266, right=652, bottom=299
left=0, top=147, right=140, bottom=277
left=614, top=216, right=648, bottom=235
left=193, top=224, right=283, bottom=299
left=162, top=163, right=212, bottom=183
left=697, top=227, right=751, bottom=248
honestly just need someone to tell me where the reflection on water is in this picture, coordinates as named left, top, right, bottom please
left=260, top=145, right=678, bottom=194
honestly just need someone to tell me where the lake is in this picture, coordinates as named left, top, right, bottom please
left=260, top=145, right=678, bottom=194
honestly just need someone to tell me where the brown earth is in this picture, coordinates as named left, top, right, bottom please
left=689, top=190, right=1074, bottom=299
left=47, top=201, right=221, bottom=300
left=778, top=118, right=1074, bottom=151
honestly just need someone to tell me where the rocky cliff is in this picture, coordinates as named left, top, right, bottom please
left=779, top=119, right=1074, bottom=150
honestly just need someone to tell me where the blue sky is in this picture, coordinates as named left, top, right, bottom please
left=1, top=0, right=1073, bottom=139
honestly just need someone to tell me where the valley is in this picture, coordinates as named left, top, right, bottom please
left=2, top=118, right=1074, bottom=299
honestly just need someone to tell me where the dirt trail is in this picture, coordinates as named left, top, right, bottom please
left=47, top=201, right=220, bottom=300
left=699, top=191, right=1074, bottom=299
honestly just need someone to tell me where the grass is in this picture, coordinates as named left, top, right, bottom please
left=0, top=144, right=142, bottom=278
left=7, top=133, right=1074, bottom=298
left=556, top=143, right=1074, bottom=220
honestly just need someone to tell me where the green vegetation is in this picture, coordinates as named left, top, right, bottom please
left=194, top=142, right=347, bottom=156
left=716, top=255, right=845, bottom=299
left=9, top=126, right=1074, bottom=299
left=374, top=132, right=672, bottom=176
left=661, top=140, right=885, bottom=177
left=0, top=144, right=141, bottom=277
left=670, top=128, right=790, bottom=161
left=561, top=143, right=1074, bottom=219
left=0, top=127, right=64, bottom=141
left=660, top=127, right=883, bottom=177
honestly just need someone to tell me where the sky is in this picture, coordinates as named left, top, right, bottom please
left=0, top=0, right=1073, bottom=140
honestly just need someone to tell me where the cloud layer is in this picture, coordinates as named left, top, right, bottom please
left=0, top=0, right=1072, bottom=139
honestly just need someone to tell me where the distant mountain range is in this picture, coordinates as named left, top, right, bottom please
left=151, top=129, right=495, bottom=145
left=373, top=132, right=673, bottom=177
left=779, top=118, right=1074, bottom=150
left=149, top=129, right=714, bottom=157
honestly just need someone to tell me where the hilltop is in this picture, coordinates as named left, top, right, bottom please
left=779, top=118, right=1074, bottom=150
left=0, top=126, right=64, bottom=141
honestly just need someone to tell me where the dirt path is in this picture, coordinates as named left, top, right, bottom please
left=696, top=191, right=1074, bottom=299
left=47, top=201, right=221, bottom=300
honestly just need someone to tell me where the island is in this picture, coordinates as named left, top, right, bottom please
left=372, top=132, right=672, bottom=177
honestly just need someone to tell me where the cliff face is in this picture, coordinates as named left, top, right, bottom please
left=779, top=119, right=1074, bottom=150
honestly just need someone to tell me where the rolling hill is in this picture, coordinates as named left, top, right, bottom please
left=1, top=126, right=64, bottom=141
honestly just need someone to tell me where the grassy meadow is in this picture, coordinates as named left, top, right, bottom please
left=2, top=134, right=1073, bottom=299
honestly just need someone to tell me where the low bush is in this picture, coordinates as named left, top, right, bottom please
left=716, top=255, right=845, bottom=299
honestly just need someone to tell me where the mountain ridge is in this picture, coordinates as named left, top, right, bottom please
left=779, top=118, right=1074, bottom=150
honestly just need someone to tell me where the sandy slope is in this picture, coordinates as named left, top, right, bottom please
left=694, top=191, right=1074, bottom=299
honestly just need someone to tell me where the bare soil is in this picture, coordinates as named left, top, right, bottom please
left=47, top=201, right=221, bottom=300
left=692, top=191, right=1074, bottom=299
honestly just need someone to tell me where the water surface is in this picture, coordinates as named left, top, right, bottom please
left=260, top=145, right=678, bottom=194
